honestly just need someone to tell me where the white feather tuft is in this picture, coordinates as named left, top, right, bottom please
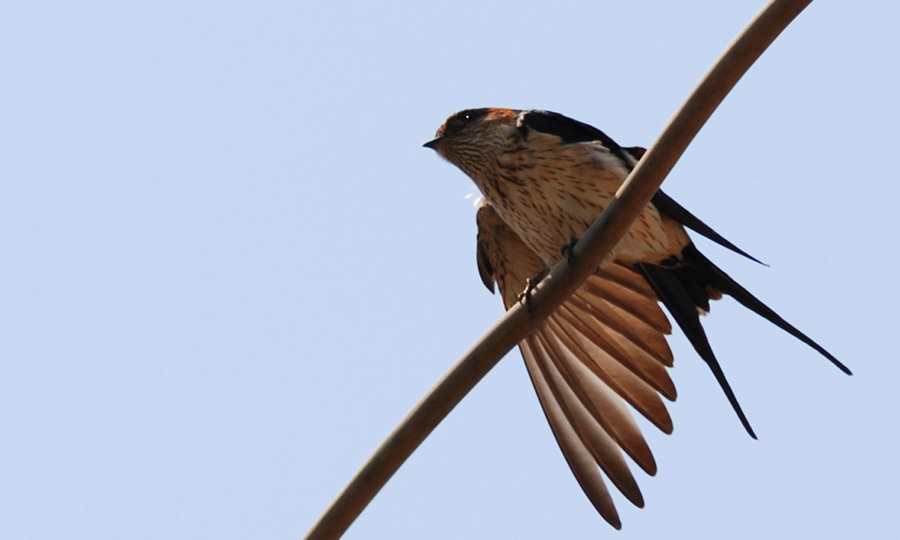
left=465, top=191, right=484, bottom=208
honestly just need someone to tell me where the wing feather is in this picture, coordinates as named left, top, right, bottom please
left=520, top=336, right=623, bottom=529
left=569, top=285, right=674, bottom=367
left=533, top=330, right=644, bottom=504
left=555, top=302, right=676, bottom=403
left=475, top=202, right=677, bottom=521
left=542, top=316, right=663, bottom=472
left=546, top=312, right=673, bottom=436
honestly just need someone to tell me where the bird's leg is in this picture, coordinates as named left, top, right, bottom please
left=518, top=268, right=551, bottom=315
left=560, top=235, right=579, bottom=266
left=519, top=236, right=578, bottom=315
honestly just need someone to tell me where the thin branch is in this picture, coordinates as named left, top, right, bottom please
left=303, top=1, right=812, bottom=538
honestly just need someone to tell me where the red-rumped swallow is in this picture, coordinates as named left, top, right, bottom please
left=425, top=108, right=850, bottom=529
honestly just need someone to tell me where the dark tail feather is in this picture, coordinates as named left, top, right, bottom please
left=638, top=262, right=757, bottom=439
left=685, top=245, right=852, bottom=376
left=638, top=242, right=851, bottom=437
left=652, top=190, right=765, bottom=266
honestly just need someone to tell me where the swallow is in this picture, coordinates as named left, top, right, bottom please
left=425, top=108, right=850, bottom=528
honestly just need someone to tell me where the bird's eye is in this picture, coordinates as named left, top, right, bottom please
left=449, top=112, right=472, bottom=130
left=446, top=109, right=487, bottom=134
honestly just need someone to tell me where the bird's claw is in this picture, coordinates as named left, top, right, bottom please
left=517, top=268, right=550, bottom=316
left=560, top=235, right=579, bottom=266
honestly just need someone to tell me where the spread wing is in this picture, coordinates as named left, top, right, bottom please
left=476, top=202, right=677, bottom=529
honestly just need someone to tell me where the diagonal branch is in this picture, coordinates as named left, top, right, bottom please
left=304, top=1, right=813, bottom=538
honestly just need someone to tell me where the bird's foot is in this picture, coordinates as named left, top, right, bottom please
left=518, top=268, right=550, bottom=315
left=560, top=235, right=579, bottom=266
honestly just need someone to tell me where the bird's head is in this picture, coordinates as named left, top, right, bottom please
left=424, top=108, right=521, bottom=178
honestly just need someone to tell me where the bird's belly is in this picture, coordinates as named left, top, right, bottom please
left=480, top=159, right=685, bottom=267
left=500, top=197, right=675, bottom=266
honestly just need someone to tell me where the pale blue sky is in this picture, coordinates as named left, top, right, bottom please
left=2, top=2, right=898, bottom=539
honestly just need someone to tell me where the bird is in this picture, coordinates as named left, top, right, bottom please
left=424, top=108, right=850, bottom=529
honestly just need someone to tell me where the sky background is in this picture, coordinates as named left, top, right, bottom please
left=2, top=1, right=898, bottom=539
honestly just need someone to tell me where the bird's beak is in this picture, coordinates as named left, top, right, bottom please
left=422, top=137, right=443, bottom=150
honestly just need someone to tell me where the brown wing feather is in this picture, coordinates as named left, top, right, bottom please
left=520, top=336, right=622, bottom=529
left=555, top=302, right=676, bottom=404
left=476, top=201, right=677, bottom=521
